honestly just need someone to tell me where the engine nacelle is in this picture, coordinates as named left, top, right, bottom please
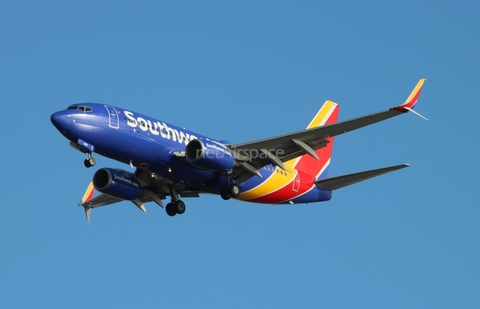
left=185, top=139, right=235, bottom=172
left=93, top=168, right=142, bottom=200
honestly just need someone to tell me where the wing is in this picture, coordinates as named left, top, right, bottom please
left=230, top=79, right=426, bottom=183
left=314, top=164, right=410, bottom=190
left=78, top=167, right=201, bottom=222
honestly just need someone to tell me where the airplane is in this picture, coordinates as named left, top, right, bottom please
left=50, top=79, right=426, bottom=222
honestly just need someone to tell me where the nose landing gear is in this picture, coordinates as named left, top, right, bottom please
left=69, top=141, right=96, bottom=168
left=84, top=153, right=96, bottom=168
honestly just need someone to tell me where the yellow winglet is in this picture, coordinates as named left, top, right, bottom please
left=81, top=182, right=94, bottom=203
left=80, top=182, right=94, bottom=222
left=392, top=79, right=428, bottom=120
left=398, top=78, right=426, bottom=110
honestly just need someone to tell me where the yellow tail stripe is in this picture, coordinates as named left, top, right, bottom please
left=306, top=100, right=337, bottom=129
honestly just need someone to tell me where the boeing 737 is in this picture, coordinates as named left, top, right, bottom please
left=50, top=79, right=426, bottom=221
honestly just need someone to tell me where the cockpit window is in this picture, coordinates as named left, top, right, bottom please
left=67, top=105, right=93, bottom=112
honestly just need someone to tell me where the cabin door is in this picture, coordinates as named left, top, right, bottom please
left=104, top=105, right=119, bottom=129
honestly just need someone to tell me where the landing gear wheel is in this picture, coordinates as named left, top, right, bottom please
left=166, top=203, right=177, bottom=217
left=166, top=200, right=186, bottom=216
left=84, top=157, right=96, bottom=168
left=229, top=185, right=240, bottom=197
left=174, top=200, right=186, bottom=214
left=220, top=188, right=231, bottom=200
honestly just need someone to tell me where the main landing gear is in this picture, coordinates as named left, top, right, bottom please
left=84, top=153, right=96, bottom=168
left=220, top=184, right=240, bottom=201
left=165, top=200, right=186, bottom=217
left=165, top=185, right=186, bottom=217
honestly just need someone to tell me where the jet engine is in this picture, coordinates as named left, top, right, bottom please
left=185, top=139, right=235, bottom=172
left=92, top=168, right=142, bottom=200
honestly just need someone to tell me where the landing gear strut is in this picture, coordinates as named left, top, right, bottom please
left=84, top=153, right=96, bottom=168
left=165, top=185, right=186, bottom=217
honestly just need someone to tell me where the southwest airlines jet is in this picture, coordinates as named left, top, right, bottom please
left=51, top=79, right=426, bottom=221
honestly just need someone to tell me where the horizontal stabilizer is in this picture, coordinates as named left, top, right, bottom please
left=315, top=164, right=410, bottom=190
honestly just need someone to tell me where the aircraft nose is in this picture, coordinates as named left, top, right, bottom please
left=50, top=111, right=71, bottom=133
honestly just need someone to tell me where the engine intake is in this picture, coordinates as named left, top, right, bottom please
left=93, top=168, right=142, bottom=200
left=185, top=139, right=235, bottom=172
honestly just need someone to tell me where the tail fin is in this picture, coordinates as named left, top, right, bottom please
left=288, top=100, right=339, bottom=178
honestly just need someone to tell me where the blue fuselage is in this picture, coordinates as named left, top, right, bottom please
left=51, top=103, right=226, bottom=187
left=51, top=103, right=332, bottom=204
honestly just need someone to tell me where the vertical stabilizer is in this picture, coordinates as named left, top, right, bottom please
left=288, top=100, right=339, bottom=179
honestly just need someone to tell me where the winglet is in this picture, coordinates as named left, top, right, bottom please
left=399, top=78, right=426, bottom=109
left=81, top=182, right=94, bottom=204
left=80, top=182, right=94, bottom=222
left=392, top=79, right=427, bottom=120
left=84, top=206, right=92, bottom=223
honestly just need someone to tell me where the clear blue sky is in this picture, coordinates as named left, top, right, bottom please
left=1, top=1, right=479, bottom=308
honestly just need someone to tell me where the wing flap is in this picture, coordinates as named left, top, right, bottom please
left=314, top=164, right=409, bottom=190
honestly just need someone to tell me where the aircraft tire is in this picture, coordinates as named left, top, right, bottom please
left=175, top=200, right=186, bottom=214
left=166, top=203, right=177, bottom=217
left=220, top=188, right=231, bottom=200
left=84, top=157, right=96, bottom=168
